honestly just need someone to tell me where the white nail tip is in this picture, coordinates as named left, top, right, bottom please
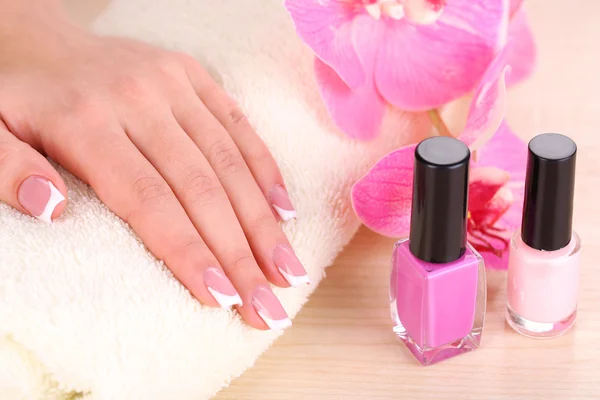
left=278, top=267, right=311, bottom=287
left=273, top=205, right=297, bottom=222
left=257, top=310, right=292, bottom=330
left=37, top=182, right=65, bottom=224
left=207, top=287, right=243, bottom=308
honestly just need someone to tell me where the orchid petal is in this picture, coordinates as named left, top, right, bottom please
left=469, top=230, right=512, bottom=270
left=314, top=57, right=386, bottom=140
left=284, top=0, right=366, bottom=89
left=468, top=167, right=510, bottom=212
left=506, top=9, right=536, bottom=87
left=312, top=15, right=386, bottom=140
left=460, top=48, right=510, bottom=151
left=474, top=121, right=527, bottom=182
left=374, top=0, right=507, bottom=111
left=510, top=0, right=524, bottom=17
left=351, top=145, right=416, bottom=236
left=468, top=186, right=515, bottom=270
left=476, top=126, right=525, bottom=229
left=470, top=186, right=515, bottom=270
left=403, top=0, right=446, bottom=25
left=471, top=123, right=527, bottom=269
left=473, top=186, right=514, bottom=227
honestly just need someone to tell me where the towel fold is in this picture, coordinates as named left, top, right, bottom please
left=0, top=1, right=434, bottom=398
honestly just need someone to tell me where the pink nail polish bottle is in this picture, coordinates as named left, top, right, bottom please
left=506, top=133, right=580, bottom=339
left=390, top=137, right=486, bottom=366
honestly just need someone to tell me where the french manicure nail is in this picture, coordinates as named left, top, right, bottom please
left=17, top=176, right=65, bottom=224
left=203, top=267, right=243, bottom=308
left=273, top=245, right=310, bottom=287
left=252, top=285, right=292, bottom=330
left=269, top=184, right=296, bottom=221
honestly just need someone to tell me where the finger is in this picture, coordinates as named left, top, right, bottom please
left=183, top=59, right=297, bottom=222
left=0, top=120, right=67, bottom=223
left=123, top=109, right=291, bottom=330
left=172, top=92, right=310, bottom=289
left=49, top=116, right=241, bottom=310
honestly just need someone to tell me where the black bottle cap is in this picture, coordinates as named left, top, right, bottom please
left=409, top=137, right=470, bottom=263
left=521, top=133, right=577, bottom=251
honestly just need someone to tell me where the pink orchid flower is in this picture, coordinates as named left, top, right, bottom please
left=351, top=49, right=527, bottom=269
left=285, top=0, right=536, bottom=140
left=506, top=1, right=536, bottom=86
left=285, top=0, right=508, bottom=139
left=467, top=122, right=527, bottom=268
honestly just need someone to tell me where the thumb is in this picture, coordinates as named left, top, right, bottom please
left=0, top=123, right=67, bottom=223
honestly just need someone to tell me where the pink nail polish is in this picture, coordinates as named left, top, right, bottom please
left=390, top=137, right=486, bottom=366
left=273, top=245, right=310, bottom=287
left=17, top=176, right=65, bottom=224
left=203, top=267, right=242, bottom=308
left=252, top=285, right=291, bottom=330
left=269, top=185, right=296, bottom=221
left=506, top=133, right=581, bottom=339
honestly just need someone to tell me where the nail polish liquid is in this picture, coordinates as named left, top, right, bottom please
left=389, top=137, right=486, bottom=366
left=506, top=133, right=581, bottom=339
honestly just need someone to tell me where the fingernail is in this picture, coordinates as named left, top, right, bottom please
left=203, top=267, right=243, bottom=308
left=17, top=176, right=65, bottom=224
left=273, top=245, right=310, bottom=287
left=252, top=285, right=292, bottom=330
left=269, top=185, right=296, bottom=221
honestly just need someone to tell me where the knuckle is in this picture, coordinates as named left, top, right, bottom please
left=0, top=139, right=26, bottom=169
left=180, top=167, right=224, bottom=207
left=230, top=250, right=256, bottom=271
left=172, top=51, right=197, bottom=67
left=163, top=237, right=209, bottom=267
left=61, top=91, right=106, bottom=126
left=246, top=148, right=274, bottom=169
left=110, top=74, right=149, bottom=99
left=132, top=176, right=174, bottom=207
left=207, top=139, right=244, bottom=176
left=248, top=213, right=276, bottom=236
left=173, top=52, right=208, bottom=77
left=227, top=106, right=252, bottom=131
left=154, top=54, right=185, bottom=81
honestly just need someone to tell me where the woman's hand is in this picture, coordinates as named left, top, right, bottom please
left=0, top=3, right=307, bottom=330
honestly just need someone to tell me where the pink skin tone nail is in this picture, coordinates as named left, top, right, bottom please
left=269, top=185, right=296, bottom=221
left=389, top=137, right=486, bottom=366
left=506, top=133, right=580, bottom=339
left=273, top=245, right=310, bottom=287
left=17, top=176, right=65, bottom=224
left=252, top=285, right=291, bottom=330
left=203, top=267, right=242, bottom=308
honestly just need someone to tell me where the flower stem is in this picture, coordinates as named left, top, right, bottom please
left=427, top=109, right=453, bottom=138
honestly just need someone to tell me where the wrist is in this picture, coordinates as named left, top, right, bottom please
left=0, top=1, right=88, bottom=59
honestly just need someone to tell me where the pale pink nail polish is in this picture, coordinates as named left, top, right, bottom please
left=390, top=137, right=486, bottom=366
left=252, top=285, right=291, bottom=330
left=17, top=176, right=65, bottom=224
left=506, top=133, right=581, bottom=339
left=269, top=185, right=296, bottom=221
left=273, top=245, right=310, bottom=287
left=203, top=267, right=242, bottom=308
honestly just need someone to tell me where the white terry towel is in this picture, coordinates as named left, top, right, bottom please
left=0, top=1, right=435, bottom=398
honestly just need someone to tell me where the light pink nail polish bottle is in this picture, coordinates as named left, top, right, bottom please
left=390, top=137, right=486, bottom=366
left=506, top=133, right=581, bottom=339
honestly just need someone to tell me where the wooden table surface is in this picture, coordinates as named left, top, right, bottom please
left=218, top=2, right=600, bottom=399
left=65, top=1, right=600, bottom=398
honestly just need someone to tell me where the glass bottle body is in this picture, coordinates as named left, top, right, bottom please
left=506, top=232, right=581, bottom=339
left=390, top=239, right=486, bottom=365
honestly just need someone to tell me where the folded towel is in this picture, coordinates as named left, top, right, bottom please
left=0, top=1, right=434, bottom=398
